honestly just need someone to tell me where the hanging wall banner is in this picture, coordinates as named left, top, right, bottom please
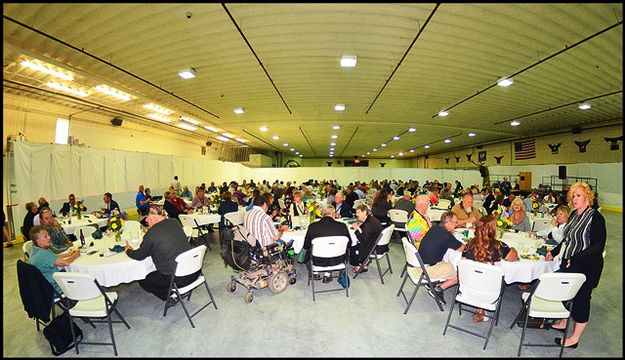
left=454, top=156, right=460, bottom=163
left=478, top=151, right=487, bottom=163
left=548, top=143, right=561, bottom=154
left=494, top=155, right=504, bottom=164
left=604, top=136, right=623, bottom=151
left=575, top=139, right=590, bottom=153
left=466, top=154, right=472, bottom=162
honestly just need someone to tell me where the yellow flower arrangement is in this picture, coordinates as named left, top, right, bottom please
left=306, top=199, right=322, bottom=220
left=492, top=207, right=513, bottom=229
left=73, top=200, right=86, bottom=219
left=108, top=211, right=125, bottom=233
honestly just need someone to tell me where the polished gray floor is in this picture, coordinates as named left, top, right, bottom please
left=3, top=211, right=622, bottom=357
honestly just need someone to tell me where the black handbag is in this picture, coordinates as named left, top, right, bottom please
left=515, top=308, right=556, bottom=329
left=43, top=311, right=83, bottom=356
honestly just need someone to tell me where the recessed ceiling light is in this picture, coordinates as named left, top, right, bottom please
left=424, top=144, right=431, bottom=149
left=334, top=104, right=346, bottom=111
left=179, top=116, right=200, bottom=125
left=444, top=139, right=451, bottom=143
left=438, top=110, right=449, bottom=117
left=372, top=148, right=378, bottom=152
left=390, top=155, right=395, bottom=158
left=409, top=149, right=415, bottom=153
left=398, top=152, right=404, bottom=156
left=290, top=148, right=295, bottom=152
left=204, top=126, right=218, bottom=132
left=393, top=136, right=400, bottom=140
left=259, top=126, right=268, bottom=132
left=497, top=78, right=514, bottom=87
left=381, top=143, right=387, bottom=147
left=330, top=142, right=336, bottom=146
left=329, top=154, right=334, bottom=157
left=361, top=155, right=366, bottom=158
left=147, top=113, right=171, bottom=123
left=510, top=120, right=521, bottom=126
left=331, top=135, right=338, bottom=139
left=178, top=68, right=197, bottom=79
left=367, top=152, right=371, bottom=155
left=340, top=55, right=357, bottom=67
left=21, top=59, right=74, bottom=81
left=176, top=122, right=197, bottom=131
left=233, top=108, right=245, bottom=114
left=144, top=103, right=173, bottom=115
left=468, top=132, right=476, bottom=137
left=283, top=143, right=289, bottom=147
left=299, top=154, right=303, bottom=158
left=216, top=136, right=230, bottom=142
left=579, top=103, right=592, bottom=110
left=408, top=127, right=416, bottom=132
left=332, top=125, right=341, bottom=129
left=295, top=151, right=299, bottom=155
left=330, top=148, right=335, bottom=151
left=272, top=135, right=279, bottom=140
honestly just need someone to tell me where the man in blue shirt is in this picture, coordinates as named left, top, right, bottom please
left=136, top=185, right=152, bottom=216
left=28, top=225, right=81, bottom=295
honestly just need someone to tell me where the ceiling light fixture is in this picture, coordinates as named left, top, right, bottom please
left=147, top=113, right=171, bottom=123
left=497, top=77, right=514, bottom=87
left=372, top=148, right=378, bottom=152
left=179, top=116, right=200, bottom=125
left=290, top=148, right=295, bottom=152
left=176, top=122, right=197, bottom=131
left=393, top=136, right=400, bottom=140
left=438, top=110, right=449, bottom=117
left=272, top=135, right=279, bottom=140
left=408, top=127, right=416, bottom=132
left=390, top=155, right=395, bottom=158
left=340, top=55, right=357, bottom=67
left=46, top=82, right=89, bottom=97
left=334, top=104, right=346, bottom=111
left=204, top=126, right=218, bottom=132
left=444, top=139, right=451, bottom=143
left=221, top=133, right=234, bottom=139
left=178, top=68, right=197, bottom=79
left=21, top=60, right=74, bottom=81
left=295, top=152, right=300, bottom=155
left=331, top=135, right=338, bottom=139
left=332, top=125, right=341, bottom=129
left=329, top=154, right=334, bottom=157
left=409, top=149, right=415, bottom=153
left=578, top=103, right=592, bottom=110
left=398, top=152, right=404, bottom=156
left=144, top=103, right=173, bottom=115
left=94, top=85, right=132, bottom=101
left=424, top=144, right=431, bottom=149
left=259, top=126, right=268, bottom=132
left=283, top=143, right=289, bottom=147
left=468, top=132, right=476, bottom=137
left=235, top=138, right=246, bottom=143
left=233, top=108, right=245, bottom=114
left=299, top=154, right=303, bottom=158
left=330, top=142, right=336, bottom=146
left=381, top=143, right=387, bottom=147
left=216, top=136, right=230, bottom=142
left=366, top=152, right=371, bottom=155
left=330, top=148, right=335, bottom=151
left=510, top=120, right=521, bottom=126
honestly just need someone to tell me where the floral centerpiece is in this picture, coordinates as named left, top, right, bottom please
left=306, top=199, right=322, bottom=223
left=207, top=192, right=221, bottom=207
left=492, top=206, right=512, bottom=239
left=108, top=209, right=125, bottom=242
left=73, top=200, right=87, bottom=220
left=530, top=198, right=541, bottom=215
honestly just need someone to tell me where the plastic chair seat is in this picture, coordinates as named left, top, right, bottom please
left=406, top=266, right=445, bottom=284
left=176, top=275, right=207, bottom=295
left=312, top=263, right=346, bottom=272
left=455, top=293, right=499, bottom=311
left=522, top=292, right=570, bottom=318
left=69, top=292, right=118, bottom=317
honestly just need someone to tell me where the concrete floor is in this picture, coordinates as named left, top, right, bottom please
left=3, top=211, right=622, bottom=357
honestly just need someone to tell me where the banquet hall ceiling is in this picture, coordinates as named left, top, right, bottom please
left=3, top=3, right=623, bottom=160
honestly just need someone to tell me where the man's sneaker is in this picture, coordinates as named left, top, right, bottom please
left=166, top=294, right=178, bottom=306
left=322, top=273, right=333, bottom=283
left=428, top=285, right=447, bottom=305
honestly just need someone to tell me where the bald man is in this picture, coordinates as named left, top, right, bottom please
left=406, top=195, right=432, bottom=248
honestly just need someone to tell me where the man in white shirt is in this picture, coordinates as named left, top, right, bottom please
left=171, top=176, right=181, bottom=193
left=244, top=194, right=289, bottom=248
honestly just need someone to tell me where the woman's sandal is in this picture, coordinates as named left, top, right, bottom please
left=352, top=266, right=361, bottom=274
left=362, top=265, right=369, bottom=272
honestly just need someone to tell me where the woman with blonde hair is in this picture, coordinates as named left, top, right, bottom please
left=546, top=182, right=606, bottom=349
left=462, top=215, right=518, bottom=321
left=510, top=197, right=531, bottom=232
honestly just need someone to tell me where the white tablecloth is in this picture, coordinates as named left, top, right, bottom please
left=65, top=231, right=155, bottom=287
left=280, top=226, right=359, bottom=254
left=60, top=214, right=109, bottom=234
left=426, top=207, right=448, bottom=222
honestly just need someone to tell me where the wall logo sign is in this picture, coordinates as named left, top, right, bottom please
left=575, top=139, right=590, bottom=153
left=478, top=151, right=487, bottom=163
left=466, top=154, right=472, bottom=162
left=604, top=136, right=623, bottom=151
left=445, top=158, right=450, bottom=164
left=454, top=156, right=460, bottom=163
left=548, top=143, right=562, bottom=154
left=494, top=155, right=504, bottom=164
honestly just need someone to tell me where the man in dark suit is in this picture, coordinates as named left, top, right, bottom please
left=60, top=193, right=87, bottom=216
left=344, top=186, right=359, bottom=210
left=302, top=204, right=351, bottom=282
left=331, top=191, right=353, bottom=218
left=101, top=192, right=120, bottom=215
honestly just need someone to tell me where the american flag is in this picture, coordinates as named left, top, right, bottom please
left=514, top=139, right=536, bottom=160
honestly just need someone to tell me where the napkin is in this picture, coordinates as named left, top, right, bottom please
left=92, top=230, right=103, bottom=239
left=109, top=245, right=125, bottom=253
left=536, top=246, right=548, bottom=256
left=545, top=238, right=559, bottom=246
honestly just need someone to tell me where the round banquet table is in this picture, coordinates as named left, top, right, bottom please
left=60, top=214, right=109, bottom=234
left=451, top=228, right=560, bottom=284
left=65, top=231, right=155, bottom=287
left=426, top=207, right=448, bottom=222
left=280, top=223, right=359, bottom=254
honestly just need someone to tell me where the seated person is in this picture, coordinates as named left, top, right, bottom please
left=331, top=191, right=353, bottom=219
left=244, top=195, right=289, bottom=273
left=191, top=188, right=212, bottom=210
left=462, top=215, right=518, bottom=322
left=406, top=195, right=432, bottom=248
left=218, top=191, right=239, bottom=229
left=371, top=189, right=392, bottom=226
left=179, top=185, right=193, bottom=200
left=163, top=191, right=191, bottom=221
left=534, top=205, right=570, bottom=243
left=246, top=189, right=261, bottom=212
left=124, top=205, right=199, bottom=304
left=33, top=197, right=51, bottom=226
left=266, top=193, right=283, bottom=221
left=302, top=204, right=351, bottom=282
left=393, top=190, right=415, bottom=215
left=287, top=190, right=308, bottom=218
left=39, top=207, right=73, bottom=254
left=509, top=198, right=531, bottom=232
left=451, top=192, right=482, bottom=228
left=28, top=225, right=81, bottom=295
left=429, top=189, right=440, bottom=206
left=502, top=193, right=515, bottom=209
left=101, top=192, right=120, bottom=215
left=349, top=204, right=383, bottom=273
left=136, top=185, right=152, bottom=216
left=22, top=201, right=38, bottom=240
left=60, top=193, right=87, bottom=217
left=418, top=212, right=465, bottom=304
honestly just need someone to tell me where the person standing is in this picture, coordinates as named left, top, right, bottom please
left=547, top=182, right=606, bottom=348
left=171, top=176, right=181, bottom=193
left=124, top=205, right=198, bottom=304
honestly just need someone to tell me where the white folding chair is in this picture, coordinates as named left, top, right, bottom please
left=53, top=272, right=130, bottom=356
left=511, top=272, right=586, bottom=357
left=72, top=225, right=97, bottom=239
left=437, top=199, right=452, bottom=209
left=388, top=209, right=408, bottom=243
left=179, top=214, right=212, bottom=251
left=122, top=220, right=141, bottom=234
left=443, top=259, right=505, bottom=350
left=224, top=211, right=245, bottom=226
left=22, top=240, right=33, bottom=261
left=163, top=245, right=218, bottom=328
left=531, top=219, right=551, bottom=233
left=308, top=236, right=350, bottom=301
left=353, top=225, right=394, bottom=284
left=277, top=198, right=286, bottom=210
left=396, top=237, right=445, bottom=313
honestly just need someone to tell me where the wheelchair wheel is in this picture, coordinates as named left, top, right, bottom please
left=227, top=281, right=236, bottom=293
left=269, top=271, right=289, bottom=294
left=244, top=291, right=254, bottom=303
